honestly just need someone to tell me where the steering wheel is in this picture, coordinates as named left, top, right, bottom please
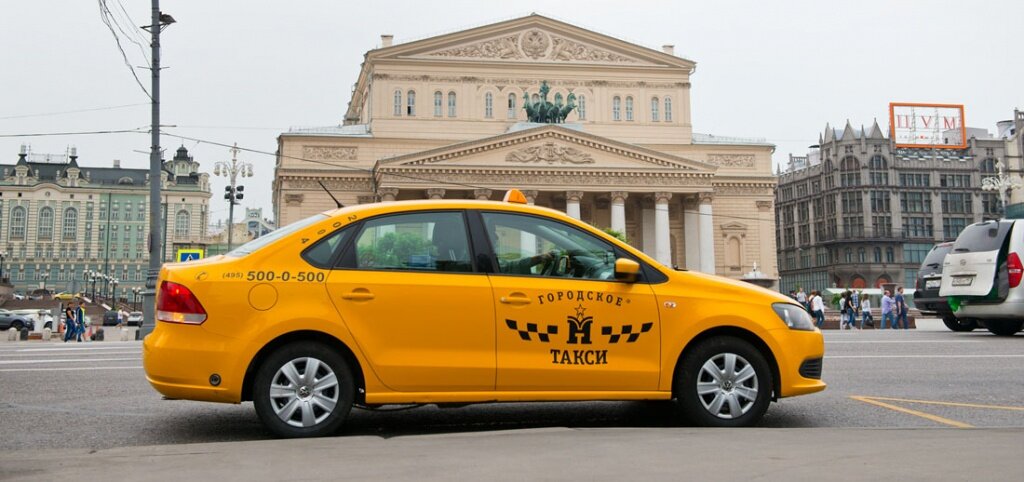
left=540, top=250, right=570, bottom=277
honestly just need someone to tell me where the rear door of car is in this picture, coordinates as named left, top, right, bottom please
left=940, top=220, right=1012, bottom=297
left=919, top=243, right=952, bottom=294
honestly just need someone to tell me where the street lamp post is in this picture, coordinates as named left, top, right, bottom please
left=213, top=143, right=253, bottom=252
left=981, top=160, right=1022, bottom=215
left=0, top=250, right=7, bottom=283
left=89, top=272, right=98, bottom=301
left=111, top=279, right=119, bottom=305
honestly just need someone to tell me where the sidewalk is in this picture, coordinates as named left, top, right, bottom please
left=0, top=326, right=140, bottom=343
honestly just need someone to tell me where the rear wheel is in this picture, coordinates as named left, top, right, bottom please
left=985, top=320, right=1023, bottom=337
left=10, top=321, right=24, bottom=331
left=253, top=342, right=354, bottom=438
left=675, top=336, right=772, bottom=427
left=942, top=315, right=977, bottom=332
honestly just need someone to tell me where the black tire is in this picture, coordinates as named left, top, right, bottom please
left=674, top=336, right=773, bottom=427
left=10, top=321, right=24, bottom=331
left=985, top=320, right=1023, bottom=337
left=942, top=315, right=977, bottom=332
left=44, top=322, right=53, bottom=330
left=253, top=342, right=355, bottom=438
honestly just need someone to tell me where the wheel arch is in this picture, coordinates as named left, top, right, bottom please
left=672, top=326, right=781, bottom=401
left=241, top=330, right=366, bottom=404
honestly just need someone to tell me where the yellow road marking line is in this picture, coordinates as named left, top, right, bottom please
left=865, top=396, right=1024, bottom=412
left=849, top=396, right=974, bottom=428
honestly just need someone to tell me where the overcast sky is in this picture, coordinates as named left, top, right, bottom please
left=3, top=0, right=1022, bottom=224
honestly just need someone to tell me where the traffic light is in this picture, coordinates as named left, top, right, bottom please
left=223, top=185, right=245, bottom=204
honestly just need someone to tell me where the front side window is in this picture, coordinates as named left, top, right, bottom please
left=38, top=207, right=54, bottom=240
left=481, top=212, right=618, bottom=281
left=352, top=212, right=472, bottom=273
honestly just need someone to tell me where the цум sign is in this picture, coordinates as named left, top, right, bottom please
left=889, top=103, right=966, bottom=149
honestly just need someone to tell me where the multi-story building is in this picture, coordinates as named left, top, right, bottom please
left=0, top=145, right=211, bottom=299
left=274, top=14, right=780, bottom=280
left=775, top=119, right=1010, bottom=294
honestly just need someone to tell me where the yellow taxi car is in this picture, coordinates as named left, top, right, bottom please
left=144, top=190, right=825, bottom=438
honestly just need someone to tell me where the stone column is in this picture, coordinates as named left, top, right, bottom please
left=426, top=188, right=446, bottom=200
left=610, top=191, right=628, bottom=234
left=698, top=192, right=715, bottom=274
left=683, top=195, right=700, bottom=270
left=566, top=191, right=583, bottom=219
left=356, top=195, right=376, bottom=205
left=378, top=187, right=399, bottom=202
left=756, top=200, right=775, bottom=279
left=521, top=190, right=538, bottom=205
left=474, top=189, right=492, bottom=201
left=654, top=192, right=673, bottom=266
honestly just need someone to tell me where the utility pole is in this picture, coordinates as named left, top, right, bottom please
left=141, top=1, right=174, bottom=338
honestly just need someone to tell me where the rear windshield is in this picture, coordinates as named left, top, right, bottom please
left=228, top=213, right=329, bottom=257
left=922, top=244, right=952, bottom=266
left=951, top=221, right=1012, bottom=253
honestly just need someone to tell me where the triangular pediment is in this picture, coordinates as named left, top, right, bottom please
left=372, top=14, right=693, bottom=69
left=378, top=125, right=715, bottom=172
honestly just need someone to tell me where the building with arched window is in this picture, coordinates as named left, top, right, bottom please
left=0, top=146, right=210, bottom=297
left=274, top=14, right=778, bottom=280
left=775, top=116, right=1019, bottom=294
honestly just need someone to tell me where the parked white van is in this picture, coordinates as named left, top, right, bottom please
left=939, top=219, right=1024, bottom=336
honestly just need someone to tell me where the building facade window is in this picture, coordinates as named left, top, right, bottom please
left=447, top=91, right=456, bottom=117
left=874, top=247, right=882, bottom=263
left=664, top=96, right=672, bottom=122
left=940, top=193, right=972, bottom=213
left=434, top=91, right=443, bottom=117
left=903, top=243, right=933, bottom=264
left=612, top=96, right=621, bottom=121
left=625, top=96, right=634, bottom=121
left=982, top=193, right=1003, bottom=216
left=839, top=156, right=860, bottom=186
left=942, top=218, right=969, bottom=239
left=62, top=208, right=77, bottom=241
left=900, top=192, right=931, bottom=213
left=484, top=92, right=493, bottom=118
left=38, top=207, right=54, bottom=240
left=868, top=155, right=888, bottom=185
left=406, top=90, right=416, bottom=116
left=393, top=89, right=402, bottom=116
left=939, top=174, right=971, bottom=188
left=841, top=192, right=863, bottom=213
left=507, top=93, right=516, bottom=119
left=10, top=206, right=26, bottom=240
left=980, top=158, right=997, bottom=174
left=902, top=217, right=933, bottom=238
left=577, top=95, right=586, bottom=120
left=870, top=191, right=890, bottom=212
left=899, top=172, right=931, bottom=187
left=175, top=210, right=189, bottom=238
left=651, top=97, right=659, bottom=121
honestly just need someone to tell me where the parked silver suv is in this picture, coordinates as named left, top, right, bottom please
left=939, top=219, right=1024, bottom=336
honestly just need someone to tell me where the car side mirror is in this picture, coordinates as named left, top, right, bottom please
left=614, top=258, right=641, bottom=282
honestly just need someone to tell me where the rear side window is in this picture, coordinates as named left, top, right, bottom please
left=302, top=227, right=353, bottom=269
left=951, top=221, right=1012, bottom=253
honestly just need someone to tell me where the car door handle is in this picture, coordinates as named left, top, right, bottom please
left=500, top=294, right=531, bottom=305
left=341, top=289, right=375, bottom=301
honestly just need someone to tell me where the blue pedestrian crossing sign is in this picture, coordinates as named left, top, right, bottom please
left=176, top=249, right=204, bottom=263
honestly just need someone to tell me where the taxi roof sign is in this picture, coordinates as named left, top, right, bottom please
left=503, top=189, right=528, bottom=204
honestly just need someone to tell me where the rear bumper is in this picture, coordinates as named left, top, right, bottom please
left=955, top=299, right=1024, bottom=319
left=915, top=295, right=953, bottom=315
left=143, top=322, right=246, bottom=403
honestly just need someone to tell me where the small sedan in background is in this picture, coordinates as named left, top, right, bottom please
left=127, top=312, right=144, bottom=327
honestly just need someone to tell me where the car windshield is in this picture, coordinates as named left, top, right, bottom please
left=923, top=244, right=952, bottom=266
left=951, top=221, right=1012, bottom=253
left=228, top=213, right=329, bottom=257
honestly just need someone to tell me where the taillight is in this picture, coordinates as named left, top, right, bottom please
left=915, top=277, right=921, bottom=290
left=156, top=281, right=208, bottom=324
left=1008, top=253, right=1023, bottom=288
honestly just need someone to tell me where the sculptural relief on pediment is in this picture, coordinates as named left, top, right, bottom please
left=505, top=142, right=595, bottom=164
left=422, top=29, right=642, bottom=64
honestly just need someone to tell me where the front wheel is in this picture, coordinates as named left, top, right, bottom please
left=985, top=320, right=1023, bottom=337
left=253, top=342, right=355, bottom=438
left=674, top=336, right=772, bottom=427
left=10, top=321, right=24, bottom=331
left=942, top=315, right=977, bottom=332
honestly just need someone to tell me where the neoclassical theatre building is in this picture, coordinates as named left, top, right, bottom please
left=274, top=14, right=778, bottom=280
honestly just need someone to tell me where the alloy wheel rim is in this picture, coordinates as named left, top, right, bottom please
left=696, top=352, right=758, bottom=420
left=269, top=357, right=340, bottom=428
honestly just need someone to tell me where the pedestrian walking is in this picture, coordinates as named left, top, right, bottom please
left=894, top=287, right=908, bottom=330
left=838, top=292, right=848, bottom=329
left=844, top=291, right=857, bottom=329
left=62, top=302, right=76, bottom=343
left=860, top=296, right=873, bottom=329
left=810, top=290, right=826, bottom=328
left=73, top=300, right=86, bottom=342
left=881, top=290, right=895, bottom=329
left=796, top=288, right=807, bottom=311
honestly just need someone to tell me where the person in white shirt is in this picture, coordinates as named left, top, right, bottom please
left=810, top=290, right=825, bottom=328
left=795, top=288, right=807, bottom=310
left=860, top=296, right=873, bottom=329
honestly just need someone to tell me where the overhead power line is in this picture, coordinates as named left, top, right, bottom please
left=97, top=0, right=151, bottom=100
left=0, top=128, right=148, bottom=138
left=0, top=103, right=149, bottom=121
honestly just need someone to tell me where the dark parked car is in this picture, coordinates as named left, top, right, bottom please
left=102, top=310, right=122, bottom=326
left=0, top=309, right=35, bottom=331
left=916, top=242, right=977, bottom=332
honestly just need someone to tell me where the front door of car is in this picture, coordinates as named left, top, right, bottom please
left=326, top=211, right=495, bottom=392
left=478, top=211, right=661, bottom=391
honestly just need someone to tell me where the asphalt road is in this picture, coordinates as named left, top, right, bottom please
left=1, top=319, right=1022, bottom=452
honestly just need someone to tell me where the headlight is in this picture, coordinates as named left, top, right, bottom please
left=772, top=303, right=815, bottom=331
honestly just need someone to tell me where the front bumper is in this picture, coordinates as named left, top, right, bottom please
left=772, top=328, right=827, bottom=398
left=143, top=322, right=246, bottom=403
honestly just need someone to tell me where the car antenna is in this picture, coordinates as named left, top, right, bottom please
left=317, top=180, right=344, bottom=208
